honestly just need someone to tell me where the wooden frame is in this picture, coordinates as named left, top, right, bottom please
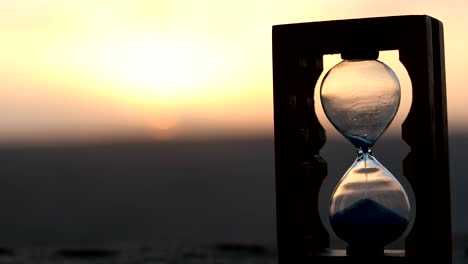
left=272, top=15, right=451, bottom=263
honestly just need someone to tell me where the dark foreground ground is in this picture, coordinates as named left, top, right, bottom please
left=0, top=134, right=466, bottom=263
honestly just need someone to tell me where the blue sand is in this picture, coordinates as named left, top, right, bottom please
left=343, top=133, right=374, bottom=152
left=330, top=198, right=408, bottom=248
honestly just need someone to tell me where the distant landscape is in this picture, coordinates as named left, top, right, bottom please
left=0, top=134, right=466, bottom=252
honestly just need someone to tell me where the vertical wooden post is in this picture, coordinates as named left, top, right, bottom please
left=273, top=32, right=329, bottom=264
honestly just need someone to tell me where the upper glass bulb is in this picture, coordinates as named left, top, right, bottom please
left=320, top=59, right=400, bottom=152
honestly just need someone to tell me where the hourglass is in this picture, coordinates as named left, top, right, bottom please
left=321, top=50, right=410, bottom=255
left=272, top=15, right=451, bottom=263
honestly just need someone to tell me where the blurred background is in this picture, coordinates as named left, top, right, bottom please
left=0, top=0, right=467, bottom=261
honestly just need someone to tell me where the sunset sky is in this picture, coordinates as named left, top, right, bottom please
left=1, top=0, right=467, bottom=143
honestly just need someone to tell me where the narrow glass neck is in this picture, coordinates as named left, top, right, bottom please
left=357, top=147, right=372, bottom=157
left=344, top=133, right=374, bottom=155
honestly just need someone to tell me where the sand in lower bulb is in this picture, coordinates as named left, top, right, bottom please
left=330, top=198, right=409, bottom=254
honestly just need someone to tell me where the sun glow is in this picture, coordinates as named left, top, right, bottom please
left=11, top=30, right=241, bottom=140
left=86, top=33, right=225, bottom=104
left=32, top=31, right=229, bottom=108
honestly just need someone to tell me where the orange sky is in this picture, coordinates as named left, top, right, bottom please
left=1, top=0, right=467, bottom=143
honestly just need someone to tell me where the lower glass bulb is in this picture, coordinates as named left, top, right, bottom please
left=329, top=152, right=410, bottom=253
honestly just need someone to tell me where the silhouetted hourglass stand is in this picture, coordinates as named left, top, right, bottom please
left=272, top=16, right=451, bottom=264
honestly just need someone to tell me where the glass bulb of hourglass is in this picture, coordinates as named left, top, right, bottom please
left=321, top=59, right=400, bottom=151
left=320, top=57, right=410, bottom=254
